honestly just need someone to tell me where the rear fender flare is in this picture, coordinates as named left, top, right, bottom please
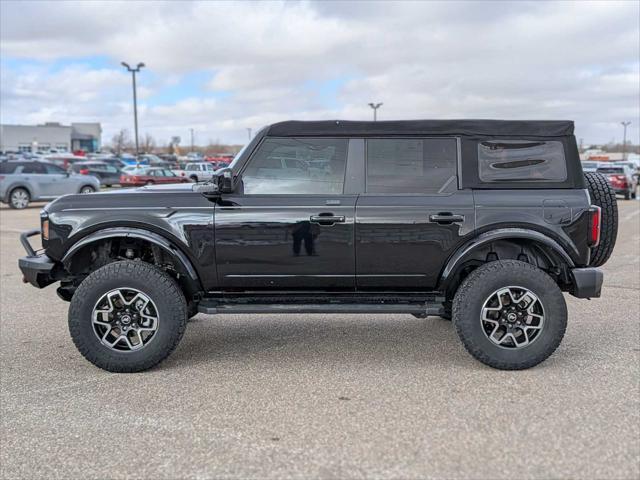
left=439, top=228, right=575, bottom=291
left=61, top=227, right=201, bottom=292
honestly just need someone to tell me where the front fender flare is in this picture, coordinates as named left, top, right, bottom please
left=439, top=228, right=575, bottom=291
left=61, top=227, right=201, bottom=290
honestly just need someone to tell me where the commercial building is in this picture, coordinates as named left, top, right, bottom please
left=0, top=122, right=102, bottom=153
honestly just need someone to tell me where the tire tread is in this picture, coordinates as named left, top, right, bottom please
left=68, top=260, right=187, bottom=372
left=453, top=260, right=567, bottom=370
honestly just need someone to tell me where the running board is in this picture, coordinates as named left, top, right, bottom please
left=197, top=294, right=445, bottom=316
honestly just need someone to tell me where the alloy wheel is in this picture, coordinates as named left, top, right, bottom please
left=92, top=288, right=159, bottom=352
left=480, top=286, right=545, bottom=349
left=11, top=189, right=29, bottom=209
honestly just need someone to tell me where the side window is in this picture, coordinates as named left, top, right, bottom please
left=478, top=140, right=567, bottom=182
left=22, top=163, right=46, bottom=174
left=43, top=164, right=66, bottom=174
left=366, top=138, right=457, bottom=194
left=242, top=137, right=348, bottom=194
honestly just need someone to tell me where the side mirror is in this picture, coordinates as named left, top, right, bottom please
left=216, top=168, right=237, bottom=193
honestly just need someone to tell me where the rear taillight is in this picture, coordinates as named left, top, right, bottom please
left=588, top=206, right=601, bottom=248
left=79, top=168, right=89, bottom=175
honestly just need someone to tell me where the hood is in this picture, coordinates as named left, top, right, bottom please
left=44, top=182, right=212, bottom=213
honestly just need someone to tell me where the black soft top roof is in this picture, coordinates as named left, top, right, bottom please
left=267, top=119, right=574, bottom=138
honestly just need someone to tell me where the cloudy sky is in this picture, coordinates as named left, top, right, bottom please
left=1, top=0, right=638, bottom=146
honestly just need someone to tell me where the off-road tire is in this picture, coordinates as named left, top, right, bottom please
left=68, top=260, right=188, bottom=372
left=453, top=260, right=567, bottom=370
left=9, top=187, right=30, bottom=209
left=584, top=172, right=618, bottom=267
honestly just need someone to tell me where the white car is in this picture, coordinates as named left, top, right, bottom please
left=184, top=162, right=216, bottom=182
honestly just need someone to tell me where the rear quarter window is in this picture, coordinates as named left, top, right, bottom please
left=478, top=140, right=567, bottom=182
left=0, top=163, right=20, bottom=174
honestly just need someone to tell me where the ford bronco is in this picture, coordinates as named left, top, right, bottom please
left=18, top=120, right=618, bottom=372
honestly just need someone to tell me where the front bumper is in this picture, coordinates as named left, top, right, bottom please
left=18, top=229, right=56, bottom=288
left=570, top=267, right=603, bottom=299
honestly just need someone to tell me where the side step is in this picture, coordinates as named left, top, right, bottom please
left=197, top=293, right=445, bottom=316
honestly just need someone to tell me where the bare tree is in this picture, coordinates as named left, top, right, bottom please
left=111, top=129, right=131, bottom=155
left=141, top=133, right=156, bottom=153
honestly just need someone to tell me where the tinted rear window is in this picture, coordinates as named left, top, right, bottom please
left=478, top=140, right=567, bottom=182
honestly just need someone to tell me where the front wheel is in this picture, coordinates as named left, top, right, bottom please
left=453, top=260, right=567, bottom=370
left=68, top=261, right=188, bottom=372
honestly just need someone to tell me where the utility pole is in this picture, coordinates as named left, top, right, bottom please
left=368, top=102, right=383, bottom=121
left=190, top=128, right=195, bottom=153
left=247, top=128, right=252, bottom=141
left=621, top=121, right=631, bottom=161
left=121, top=62, right=145, bottom=157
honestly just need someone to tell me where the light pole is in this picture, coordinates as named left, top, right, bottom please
left=121, top=62, right=145, bottom=157
left=247, top=128, right=252, bottom=141
left=368, top=102, right=383, bottom=121
left=190, top=128, right=195, bottom=153
left=621, top=121, right=631, bottom=161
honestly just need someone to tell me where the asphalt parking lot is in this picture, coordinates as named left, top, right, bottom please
left=1, top=200, right=638, bottom=480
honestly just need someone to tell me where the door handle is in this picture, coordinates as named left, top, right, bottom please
left=310, top=215, right=345, bottom=225
left=429, top=213, right=465, bottom=224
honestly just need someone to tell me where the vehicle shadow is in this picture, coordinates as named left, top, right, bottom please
left=167, top=315, right=468, bottom=369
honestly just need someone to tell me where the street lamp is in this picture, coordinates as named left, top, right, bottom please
left=621, top=121, right=631, bottom=161
left=246, top=128, right=252, bottom=141
left=368, top=102, right=383, bottom=121
left=121, top=61, right=145, bottom=157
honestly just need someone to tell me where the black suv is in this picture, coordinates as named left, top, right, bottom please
left=19, top=120, right=618, bottom=372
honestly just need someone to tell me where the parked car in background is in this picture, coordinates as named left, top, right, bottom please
left=45, top=154, right=86, bottom=171
left=206, top=153, right=234, bottom=170
left=118, top=153, right=138, bottom=165
left=101, top=157, right=128, bottom=171
left=580, top=161, right=603, bottom=172
left=158, top=154, right=178, bottom=163
left=596, top=165, right=638, bottom=199
left=0, top=160, right=100, bottom=209
left=184, top=162, right=216, bottom=182
left=120, top=167, right=192, bottom=187
left=612, top=161, right=640, bottom=179
left=71, top=161, right=121, bottom=187
left=138, top=154, right=165, bottom=166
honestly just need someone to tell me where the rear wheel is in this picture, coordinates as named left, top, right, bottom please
left=190, top=175, right=198, bottom=182
left=9, top=187, right=30, bottom=209
left=453, top=260, right=567, bottom=370
left=80, top=185, right=96, bottom=194
left=146, top=180, right=154, bottom=186
left=583, top=172, right=618, bottom=267
left=68, top=261, right=188, bottom=372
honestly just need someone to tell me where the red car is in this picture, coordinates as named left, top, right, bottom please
left=120, top=167, right=192, bottom=187
left=205, top=154, right=234, bottom=170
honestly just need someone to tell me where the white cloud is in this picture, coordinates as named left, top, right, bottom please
left=0, top=0, right=638, bottom=145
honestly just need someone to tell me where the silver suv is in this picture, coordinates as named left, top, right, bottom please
left=0, top=160, right=100, bottom=209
